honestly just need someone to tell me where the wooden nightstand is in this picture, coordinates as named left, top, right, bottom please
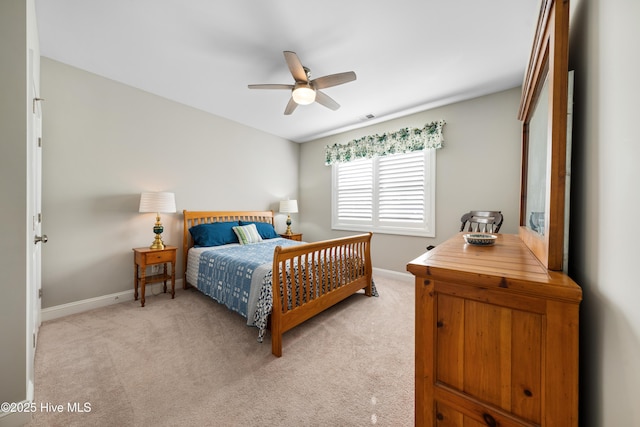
left=279, top=233, right=302, bottom=241
left=133, top=246, right=177, bottom=307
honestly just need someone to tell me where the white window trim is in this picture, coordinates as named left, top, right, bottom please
left=331, top=149, right=436, bottom=237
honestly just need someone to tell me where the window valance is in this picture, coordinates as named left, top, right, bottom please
left=324, top=120, right=445, bottom=165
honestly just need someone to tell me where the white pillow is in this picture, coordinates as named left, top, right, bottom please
left=232, top=223, right=263, bottom=245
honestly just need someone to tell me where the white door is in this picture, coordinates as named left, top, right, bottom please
left=27, top=49, right=44, bottom=399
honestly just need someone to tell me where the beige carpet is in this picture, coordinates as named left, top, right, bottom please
left=27, top=274, right=414, bottom=426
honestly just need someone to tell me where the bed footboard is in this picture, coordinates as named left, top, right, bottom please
left=270, top=232, right=373, bottom=357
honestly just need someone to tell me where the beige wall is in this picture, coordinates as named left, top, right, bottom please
left=40, top=58, right=299, bottom=308
left=569, top=0, right=640, bottom=425
left=39, top=59, right=523, bottom=304
left=300, top=88, right=522, bottom=272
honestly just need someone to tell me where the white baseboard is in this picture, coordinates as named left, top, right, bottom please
left=372, top=267, right=414, bottom=284
left=41, top=279, right=184, bottom=322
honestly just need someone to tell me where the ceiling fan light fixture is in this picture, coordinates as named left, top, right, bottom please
left=292, top=83, right=316, bottom=105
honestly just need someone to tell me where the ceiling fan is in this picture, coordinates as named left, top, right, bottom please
left=248, top=51, right=357, bottom=115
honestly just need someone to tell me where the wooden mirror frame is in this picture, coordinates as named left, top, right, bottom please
left=518, top=0, right=570, bottom=271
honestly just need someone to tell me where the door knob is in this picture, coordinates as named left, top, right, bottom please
left=34, top=235, right=48, bottom=244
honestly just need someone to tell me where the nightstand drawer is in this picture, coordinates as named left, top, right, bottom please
left=280, top=233, right=303, bottom=241
left=144, top=250, right=175, bottom=264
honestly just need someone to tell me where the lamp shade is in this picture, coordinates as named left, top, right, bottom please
left=279, top=199, right=298, bottom=214
left=139, top=192, right=176, bottom=213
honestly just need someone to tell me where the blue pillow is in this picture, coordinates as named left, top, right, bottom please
left=189, top=221, right=239, bottom=247
left=239, top=220, right=279, bottom=239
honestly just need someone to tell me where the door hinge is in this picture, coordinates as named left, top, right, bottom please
left=38, top=213, right=42, bottom=223
left=33, top=333, right=36, bottom=348
left=39, top=288, right=42, bottom=298
left=38, top=137, right=42, bottom=148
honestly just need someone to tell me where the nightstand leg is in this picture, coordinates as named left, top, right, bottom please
left=171, top=261, right=175, bottom=299
left=134, top=264, right=139, bottom=301
left=140, top=268, right=146, bottom=307
left=163, top=263, right=167, bottom=293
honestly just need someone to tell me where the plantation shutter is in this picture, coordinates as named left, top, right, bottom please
left=335, top=158, right=373, bottom=221
left=332, top=149, right=434, bottom=236
left=378, top=151, right=425, bottom=223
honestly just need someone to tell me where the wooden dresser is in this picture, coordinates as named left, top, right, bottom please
left=407, top=233, right=582, bottom=426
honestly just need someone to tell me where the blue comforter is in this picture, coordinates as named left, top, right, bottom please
left=195, top=237, right=378, bottom=342
left=196, top=238, right=303, bottom=328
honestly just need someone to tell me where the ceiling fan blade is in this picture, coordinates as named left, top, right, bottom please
left=312, top=71, right=357, bottom=89
left=315, top=90, right=340, bottom=111
left=284, top=97, right=298, bottom=115
left=284, top=51, right=308, bottom=82
left=248, top=84, right=294, bottom=90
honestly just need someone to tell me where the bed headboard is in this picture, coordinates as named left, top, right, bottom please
left=182, top=210, right=275, bottom=282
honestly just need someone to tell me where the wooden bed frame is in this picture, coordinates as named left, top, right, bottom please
left=183, top=210, right=373, bottom=356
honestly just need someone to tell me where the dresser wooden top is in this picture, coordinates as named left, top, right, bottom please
left=407, top=233, right=582, bottom=303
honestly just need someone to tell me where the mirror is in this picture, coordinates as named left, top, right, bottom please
left=525, top=73, right=549, bottom=236
left=517, top=0, right=570, bottom=271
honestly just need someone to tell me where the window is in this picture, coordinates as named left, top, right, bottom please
left=332, top=149, right=435, bottom=237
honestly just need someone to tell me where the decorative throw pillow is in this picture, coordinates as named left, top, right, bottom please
left=232, top=223, right=263, bottom=245
left=189, top=221, right=240, bottom=247
left=239, top=220, right=279, bottom=239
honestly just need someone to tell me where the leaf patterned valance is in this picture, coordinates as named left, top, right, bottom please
left=325, top=120, right=445, bottom=165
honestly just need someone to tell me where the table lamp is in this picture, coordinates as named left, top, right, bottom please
left=139, top=192, right=176, bottom=249
left=279, top=199, right=298, bottom=236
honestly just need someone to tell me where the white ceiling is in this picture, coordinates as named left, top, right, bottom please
left=34, top=0, right=541, bottom=143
